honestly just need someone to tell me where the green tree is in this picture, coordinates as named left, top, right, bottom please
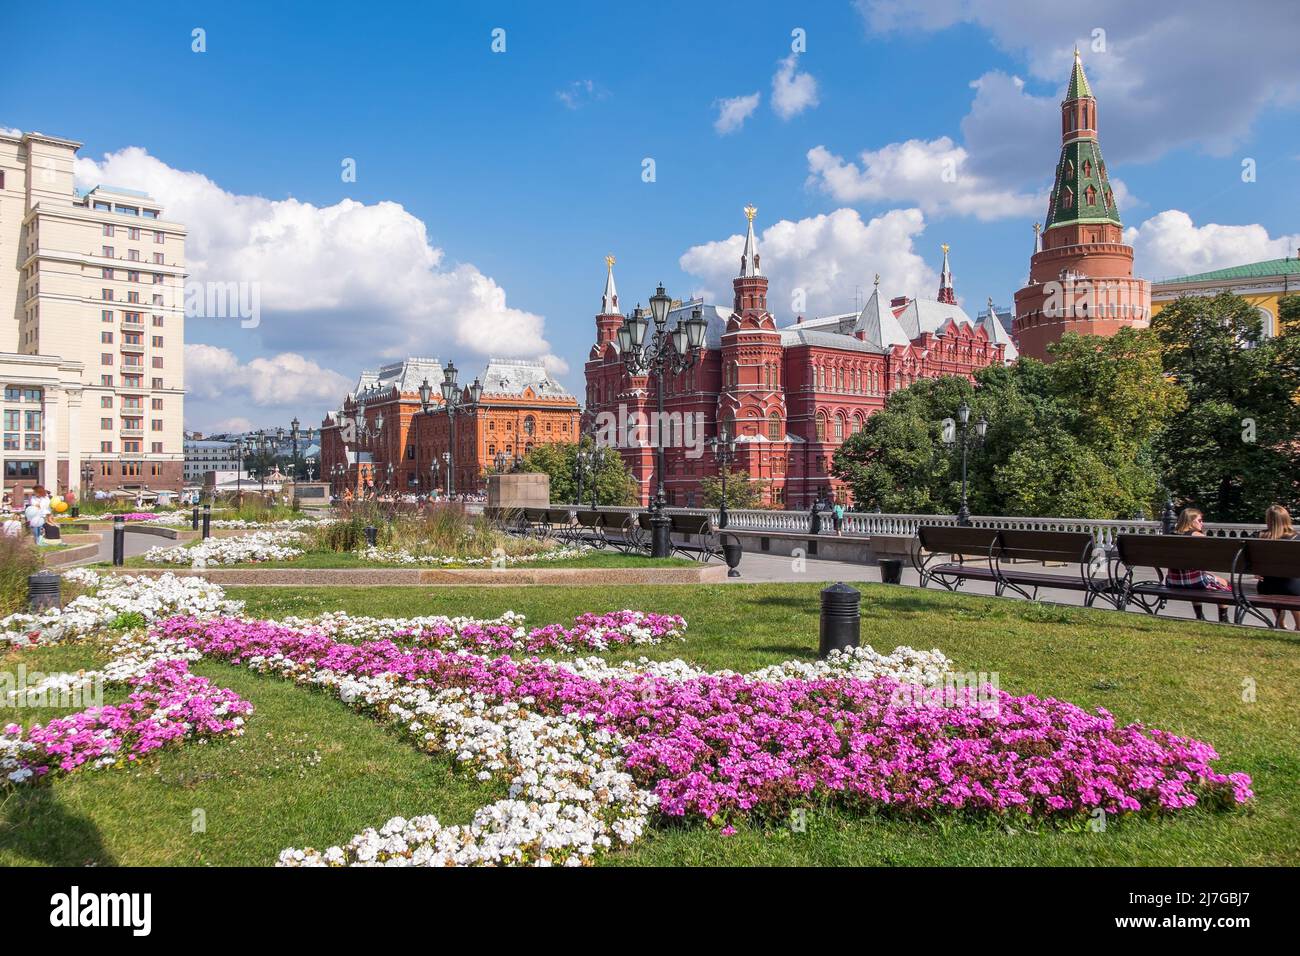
left=1152, top=292, right=1300, bottom=520
left=832, top=328, right=1183, bottom=518
left=519, top=439, right=637, bottom=505
left=698, top=466, right=768, bottom=509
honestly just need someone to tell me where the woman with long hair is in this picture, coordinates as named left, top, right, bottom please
left=1257, top=505, right=1300, bottom=630
left=1168, top=507, right=1231, bottom=622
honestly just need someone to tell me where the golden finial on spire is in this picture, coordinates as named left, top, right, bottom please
left=873, top=273, right=880, bottom=287
left=744, top=204, right=757, bottom=223
left=605, top=254, right=616, bottom=270
left=1074, top=44, right=1080, bottom=59
left=941, top=242, right=949, bottom=255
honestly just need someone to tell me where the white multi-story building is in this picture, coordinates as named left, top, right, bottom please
left=0, top=129, right=186, bottom=501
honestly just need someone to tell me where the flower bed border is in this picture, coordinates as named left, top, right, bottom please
left=92, top=565, right=730, bottom=586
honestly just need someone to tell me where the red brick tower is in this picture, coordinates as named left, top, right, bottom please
left=937, top=243, right=956, bottom=305
left=1013, top=49, right=1149, bottom=362
left=720, top=205, right=787, bottom=497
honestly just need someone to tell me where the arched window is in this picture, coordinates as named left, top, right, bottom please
left=815, top=413, right=827, bottom=442
left=851, top=413, right=864, bottom=435
left=834, top=412, right=846, bottom=441
left=767, top=412, right=781, bottom=441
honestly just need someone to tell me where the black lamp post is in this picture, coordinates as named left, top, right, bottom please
left=619, top=286, right=708, bottom=557
left=256, top=430, right=267, bottom=494
left=441, top=451, right=451, bottom=494
left=574, top=445, right=588, bottom=506
left=948, top=402, right=988, bottom=526
left=433, top=364, right=483, bottom=498
left=290, top=417, right=301, bottom=479
left=707, top=424, right=736, bottom=529
left=235, top=438, right=245, bottom=502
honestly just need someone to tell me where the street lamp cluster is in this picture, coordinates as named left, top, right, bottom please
left=419, top=362, right=483, bottom=498
left=619, top=283, right=708, bottom=557
left=707, top=424, right=737, bottom=529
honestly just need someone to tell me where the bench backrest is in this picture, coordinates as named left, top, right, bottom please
left=1115, top=534, right=1243, bottom=575
left=670, top=513, right=712, bottom=536
left=546, top=508, right=574, bottom=524
left=523, top=507, right=548, bottom=522
left=917, top=525, right=998, bottom=557
left=1242, top=538, right=1300, bottom=579
left=637, top=511, right=654, bottom=530
left=574, top=510, right=603, bottom=528
left=994, top=529, right=1095, bottom=565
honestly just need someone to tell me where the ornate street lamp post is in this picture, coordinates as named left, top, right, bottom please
left=619, top=286, right=707, bottom=557
left=256, top=430, right=268, bottom=494
left=946, top=402, right=988, bottom=526
left=235, top=437, right=246, bottom=503
left=430, top=364, right=483, bottom=499
left=441, top=451, right=451, bottom=493
left=707, top=424, right=737, bottom=529
left=290, top=416, right=301, bottom=479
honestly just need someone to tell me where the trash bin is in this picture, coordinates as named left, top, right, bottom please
left=879, top=558, right=903, bottom=585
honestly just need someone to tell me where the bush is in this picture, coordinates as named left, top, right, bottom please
left=0, top=535, right=42, bottom=616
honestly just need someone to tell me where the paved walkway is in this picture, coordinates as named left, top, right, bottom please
left=726, top=550, right=1278, bottom=629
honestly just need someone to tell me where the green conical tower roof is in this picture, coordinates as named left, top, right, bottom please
left=1066, top=47, right=1093, bottom=99
left=1044, top=50, right=1120, bottom=231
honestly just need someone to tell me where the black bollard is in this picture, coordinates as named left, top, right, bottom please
left=71, top=505, right=79, bottom=518
left=201, top=503, right=211, bottom=539
left=112, top=518, right=126, bottom=566
left=364, top=525, right=378, bottom=547
left=191, top=505, right=200, bottom=531
left=28, top=570, right=61, bottom=611
left=819, top=582, right=860, bottom=658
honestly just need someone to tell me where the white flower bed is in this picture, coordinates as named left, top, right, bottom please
left=358, top=544, right=593, bottom=567
left=142, top=513, right=332, bottom=531
left=0, top=569, right=241, bottom=647
left=143, top=530, right=306, bottom=567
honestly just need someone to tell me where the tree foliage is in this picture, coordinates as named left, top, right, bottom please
left=1151, top=292, right=1300, bottom=521
left=698, top=467, right=769, bottom=510
left=520, top=439, right=637, bottom=506
left=832, top=328, right=1184, bottom=518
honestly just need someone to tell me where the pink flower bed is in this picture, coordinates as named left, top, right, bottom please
left=159, top=616, right=1252, bottom=823
left=396, top=610, right=687, bottom=653
left=4, top=659, right=252, bottom=784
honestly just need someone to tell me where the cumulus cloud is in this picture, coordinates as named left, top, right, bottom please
left=854, top=0, right=1300, bottom=163
left=185, top=344, right=352, bottom=408
left=771, top=54, right=819, bottom=120
left=1125, top=210, right=1300, bottom=279
left=714, top=93, right=761, bottom=134
left=806, top=139, right=1042, bottom=221
left=72, top=147, right=563, bottom=371
left=679, top=207, right=940, bottom=322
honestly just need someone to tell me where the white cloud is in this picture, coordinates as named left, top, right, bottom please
left=854, top=0, right=1300, bottom=163
left=806, top=138, right=1042, bottom=221
left=714, top=93, right=761, bottom=134
left=679, top=207, right=940, bottom=321
left=72, top=147, right=564, bottom=372
left=207, top=416, right=254, bottom=434
left=556, top=79, right=607, bottom=110
left=1125, top=210, right=1300, bottom=279
left=185, top=344, right=352, bottom=408
left=771, top=54, right=819, bottom=120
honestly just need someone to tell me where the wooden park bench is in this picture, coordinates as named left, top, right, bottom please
left=545, top=508, right=578, bottom=544
left=911, top=525, right=1000, bottom=591
left=1113, top=534, right=1244, bottom=620
left=667, top=513, right=721, bottom=562
left=1237, top=538, right=1300, bottom=627
left=572, top=509, right=609, bottom=549
left=990, top=529, right=1118, bottom=608
left=521, top=508, right=551, bottom=540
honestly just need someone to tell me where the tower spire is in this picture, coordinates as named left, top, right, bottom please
left=1067, top=45, right=1093, bottom=101
left=739, top=204, right=761, bottom=277
left=937, top=243, right=956, bottom=305
left=601, top=254, right=619, bottom=314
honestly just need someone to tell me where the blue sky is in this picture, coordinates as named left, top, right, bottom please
left=6, top=0, right=1299, bottom=431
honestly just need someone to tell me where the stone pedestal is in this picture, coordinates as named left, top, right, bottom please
left=487, top=473, right=549, bottom=510
left=287, top=481, right=331, bottom=510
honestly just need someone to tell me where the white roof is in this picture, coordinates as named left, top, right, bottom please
left=855, top=288, right=911, bottom=350
left=479, top=359, right=571, bottom=397
left=894, top=298, right=977, bottom=339
left=354, top=357, right=443, bottom=402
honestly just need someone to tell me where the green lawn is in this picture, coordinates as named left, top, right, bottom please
left=3, top=582, right=1297, bottom=866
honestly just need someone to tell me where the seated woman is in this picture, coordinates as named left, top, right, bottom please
left=1167, top=508, right=1231, bottom=622
left=1257, top=505, right=1300, bottom=630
